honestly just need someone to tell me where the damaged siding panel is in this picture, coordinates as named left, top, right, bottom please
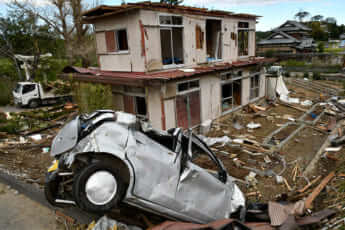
left=164, top=99, right=176, bottom=129
left=241, top=77, right=250, bottom=106
left=96, top=32, right=107, bottom=53
left=200, top=75, right=221, bottom=122
left=94, top=11, right=146, bottom=72
left=259, top=73, right=266, bottom=98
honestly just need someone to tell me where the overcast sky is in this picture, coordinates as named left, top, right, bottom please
left=0, top=0, right=344, bottom=31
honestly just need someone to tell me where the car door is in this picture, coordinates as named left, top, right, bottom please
left=174, top=137, right=232, bottom=222
left=126, top=130, right=183, bottom=210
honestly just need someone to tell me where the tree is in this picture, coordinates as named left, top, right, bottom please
left=160, top=0, right=183, bottom=5
left=0, top=11, right=56, bottom=79
left=311, top=15, right=323, bottom=22
left=295, top=10, right=310, bottom=22
left=10, top=0, right=94, bottom=67
left=325, top=17, right=337, bottom=24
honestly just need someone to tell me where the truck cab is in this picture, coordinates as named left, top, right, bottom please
left=13, top=82, right=41, bottom=107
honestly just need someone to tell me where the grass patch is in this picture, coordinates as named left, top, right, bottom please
left=325, top=47, right=345, bottom=53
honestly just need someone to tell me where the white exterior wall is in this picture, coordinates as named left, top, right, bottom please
left=136, top=10, right=257, bottom=71
left=200, top=75, right=221, bottom=122
left=241, top=77, right=250, bottom=105
left=94, top=11, right=145, bottom=72
left=164, top=99, right=176, bottom=129
left=259, top=73, right=266, bottom=97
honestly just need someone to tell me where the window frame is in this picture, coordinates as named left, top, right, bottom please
left=237, top=21, right=251, bottom=58
left=159, top=14, right=184, bottom=68
left=176, top=79, right=200, bottom=95
left=105, top=29, right=129, bottom=54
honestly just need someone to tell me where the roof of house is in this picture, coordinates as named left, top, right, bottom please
left=62, top=58, right=275, bottom=86
left=273, top=20, right=312, bottom=33
left=82, top=1, right=260, bottom=22
left=258, top=31, right=299, bottom=45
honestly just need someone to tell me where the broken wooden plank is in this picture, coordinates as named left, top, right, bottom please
left=284, top=178, right=293, bottom=192
left=305, top=171, right=335, bottom=209
left=298, top=176, right=321, bottom=193
left=278, top=101, right=307, bottom=112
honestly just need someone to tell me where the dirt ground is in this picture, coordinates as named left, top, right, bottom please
left=0, top=182, right=63, bottom=230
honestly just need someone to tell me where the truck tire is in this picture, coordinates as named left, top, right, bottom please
left=28, top=99, right=39, bottom=108
left=72, top=162, right=126, bottom=213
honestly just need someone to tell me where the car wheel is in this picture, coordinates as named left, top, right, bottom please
left=73, top=162, right=125, bottom=213
left=28, top=99, right=39, bottom=108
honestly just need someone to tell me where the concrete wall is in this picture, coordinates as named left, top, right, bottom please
left=94, top=11, right=146, bottom=72
left=241, top=74, right=250, bottom=105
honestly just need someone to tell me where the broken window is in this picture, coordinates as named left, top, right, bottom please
left=159, top=15, right=184, bottom=66
left=221, top=79, right=241, bottom=112
left=238, top=22, right=249, bottom=56
left=206, top=20, right=222, bottom=61
left=105, top=29, right=128, bottom=52
left=123, top=87, right=147, bottom=117
left=250, top=75, right=260, bottom=100
left=22, top=84, right=36, bottom=94
left=196, top=25, right=204, bottom=49
left=177, top=79, right=199, bottom=93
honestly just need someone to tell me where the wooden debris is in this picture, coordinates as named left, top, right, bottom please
left=278, top=101, right=307, bottom=112
left=55, top=210, right=76, bottom=224
left=284, top=178, right=293, bottom=191
left=298, top=176, right=321, bottom=193
left=305, top=171, right=335, bottom=209
left=338, top=173, right=345, bottom=177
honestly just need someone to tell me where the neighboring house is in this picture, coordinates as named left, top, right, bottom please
left=63, top=1, right=273, bottom=130
left=257, top=20, right=316, bottom=54
left=340, top=34, right=345, bottom=48
left=327, top=40, right=341, bottom=49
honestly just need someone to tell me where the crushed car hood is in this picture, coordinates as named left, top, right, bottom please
left=50, top=117, right=79, bottom=156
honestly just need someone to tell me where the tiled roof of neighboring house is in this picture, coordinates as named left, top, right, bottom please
left=62, top=58, right=275, bottom=86
left=82, top=1, right=260, bottom=22
left=258, top=31, right=299, bottom=45
left=297, top=38, right=316, bottom=49
left=273, top=20, right=312, bottom=32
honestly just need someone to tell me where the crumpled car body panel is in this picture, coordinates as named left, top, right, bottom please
left=52, top=112, right=245, bottom=224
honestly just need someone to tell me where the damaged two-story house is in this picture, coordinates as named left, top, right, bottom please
left=63, top=2, right=273, bottom=130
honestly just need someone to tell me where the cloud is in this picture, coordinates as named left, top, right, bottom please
left=184, top=0, right=316, bottom=7
left=0, top=0, right=51, bottom=6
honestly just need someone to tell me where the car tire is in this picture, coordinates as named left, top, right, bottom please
left=28, top=99, right=39, bottom=108
left=73, top=162, right=125, bottom=213
left=44, top=174, right=67, bottom=208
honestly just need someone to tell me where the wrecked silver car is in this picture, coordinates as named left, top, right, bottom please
left=45, top=110, right=245, bottom=224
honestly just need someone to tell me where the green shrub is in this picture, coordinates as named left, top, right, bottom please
left=303, top=72, right=309, bottom=79
left=34, top=58, right=68, bottom=82
left=281, top=60, right=306, bottom=67
left=0, top=58, right=18, bottom=79
left=317, top=42, right=325, bottom=53
left=313, top=72, right=321, bottom=80
left=0, top=77, right=15, bottom=106
left=73, top=82, right=113, bottom=113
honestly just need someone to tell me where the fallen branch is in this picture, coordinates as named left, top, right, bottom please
left=305, top=171, right=335, bottom=209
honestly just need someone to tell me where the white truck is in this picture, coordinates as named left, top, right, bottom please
left=13, top=82, right=71, bottom=108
